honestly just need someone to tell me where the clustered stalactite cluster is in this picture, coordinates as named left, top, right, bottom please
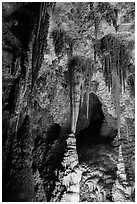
left=95, top=34, right=134, bottom=140
left=97, top=34, right=130, bottom=91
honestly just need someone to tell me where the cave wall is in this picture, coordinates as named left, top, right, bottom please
left=2, top=2, right=135, bottom=202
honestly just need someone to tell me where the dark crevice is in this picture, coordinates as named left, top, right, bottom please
left=76, top=92, right=117, bottom=162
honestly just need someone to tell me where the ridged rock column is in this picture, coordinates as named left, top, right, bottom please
left=112, top=145, right=132, bottom=202
left=61, top=133, right=82, bottom=202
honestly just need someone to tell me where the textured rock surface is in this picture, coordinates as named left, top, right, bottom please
left=3, top=116, right=36, bottom=202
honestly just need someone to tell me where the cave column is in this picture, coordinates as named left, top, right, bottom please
left=112, top=145, right=132, bottom=201
left=61, top=133, right=82, bottom=202
left=61, top=72, right=83, bottom=201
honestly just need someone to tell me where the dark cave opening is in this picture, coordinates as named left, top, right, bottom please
left=76, top=92, right=117, bottom=161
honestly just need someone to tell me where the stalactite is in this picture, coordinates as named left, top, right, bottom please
left=104, top=55, right=109, bottom=87
left=112, top=70, right=121, bottom=139
left=108, top=55, right=111, bottom=91
left=86, top=88, right=89, bottom=120
left=86, top=66, right=91, bottom=120
left=80, top=80, right=85, bottom=107
left=109, top=55, right=113, bottom=91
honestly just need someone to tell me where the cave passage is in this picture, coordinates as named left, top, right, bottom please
left=76, top=92, right=117, bottom=162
